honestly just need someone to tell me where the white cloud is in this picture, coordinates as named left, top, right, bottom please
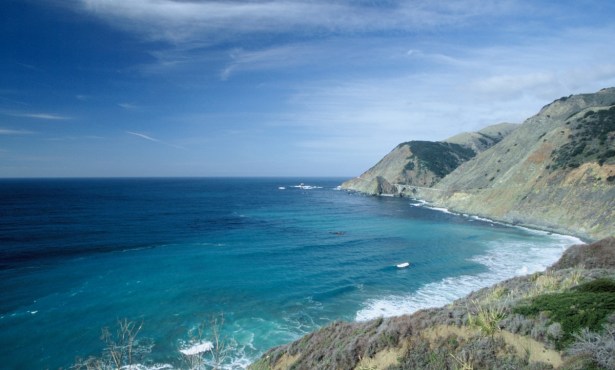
left=5, top=112, right=71, bottom=120
left=0, top=128, right=35, bottom=135
left=73, top=0, right=518, bottom=43
left=126, top=131, right=161, bottom=142
left=118, top=103, right=139, bottom=110
left=44, top=135, right=105, bottom=141
left=220, top=41, right=378, bottom=80
left=473, top=72, right=558, bottom=96
left=126, top=131, right=186, bottom=150
left=275, top=23, right=615, bottom=159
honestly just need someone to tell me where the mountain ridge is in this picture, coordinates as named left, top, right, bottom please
left=341, top=123, right=518, bottom=194
left=342, top=87, right=615, bottom=240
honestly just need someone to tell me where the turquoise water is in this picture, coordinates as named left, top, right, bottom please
left=0, top=178, right=580, bottom=369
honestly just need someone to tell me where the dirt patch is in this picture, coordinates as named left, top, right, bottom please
left=526, top=142, right=554, bottom=164
left=272, top=353, right=299, bottom=370
left=421, top=325, right=563, bottom=368
left=499, top=330, right=562, bottom=368
left=353, top=342, right=408, bottom=370
left=563, top=162, right=615, bottom=186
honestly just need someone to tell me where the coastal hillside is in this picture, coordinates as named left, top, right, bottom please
left=251, top=237, right=615, bottom=370
left=444, top=122, right=519, bottom=153
left=422, top=88, right=615, bottom=241
left=340, top=123, right=518, bottom=194
left=343, top=88, right=615, bottom=240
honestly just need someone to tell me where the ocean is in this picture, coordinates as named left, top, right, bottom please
left=0, top=178, right=581, bottom=369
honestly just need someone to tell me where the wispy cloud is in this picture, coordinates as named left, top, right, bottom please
left=5, top=112, right=72, bottom=120
left=73, top=0, right=516, bottom=43
left=118, top=102, right=139, bottom=110
left=220, top=42, right=356, bottom=80
left=219, top=41, right=473, bottom=80
left=277, top=24, right=615, bottom=157
left=126, top=131, right=185, bottom=150
left=127, top=131, right=160, bottom=142
left=44, top=135, right=105, bottom=141
left=0, top=128, right=35, bottom=135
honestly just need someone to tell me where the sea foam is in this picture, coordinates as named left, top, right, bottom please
left=355, top=234, right=582, bottom=322
left=179, top=341, right=213, bottom=355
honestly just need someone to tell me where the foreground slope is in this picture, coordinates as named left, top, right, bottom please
left=251, top=238, right=615, bottom=370
left=421, top=88, right=615, bottom=240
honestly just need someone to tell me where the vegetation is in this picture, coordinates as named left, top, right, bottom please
left=399, top=141, right=476, bottom=178
left=569, top=324, right=615, bottom=369
left=72, top=319, right=154, bottom=370
left=404, top=161, right=415, bottom=171
left=72, top=315, right=227, bottom=370
left=551, top=106, right=615, bottom=170
left=478, top=132, right=504, bottom=146
left=514, top=279, right=615, bottom=349
left=550, top=237, right=615, bottom=270
left=467, top=300, right=507, bottom=340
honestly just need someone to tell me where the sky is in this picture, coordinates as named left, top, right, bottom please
left=1, top=0, right=615, bottom=178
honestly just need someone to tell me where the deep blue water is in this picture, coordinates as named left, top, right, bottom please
left=0, top=178, right=580, bottom=369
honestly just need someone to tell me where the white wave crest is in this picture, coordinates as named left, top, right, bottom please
left=179, top=341, right=213, bottom=355
left=423, top=206, right=456, bottom=214
left=355, top=236, right=582, bottom=322
left=118, top=364, right=173, bottom=370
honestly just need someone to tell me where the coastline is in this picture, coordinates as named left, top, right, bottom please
left=412, top=198, right=587, bottom=244
left=251, top=233, right=615, bottom=370
left=346, top=187, right=592, bottom=243
left=351, top=193, right=584, bottom=323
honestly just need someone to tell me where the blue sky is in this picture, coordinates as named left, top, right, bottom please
left=1, top=0, right=615, bottom=177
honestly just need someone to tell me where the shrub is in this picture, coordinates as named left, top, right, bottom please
left=568, top=324, right=615, bottom=369
left=550, top=106, right=615, bottom=170
left=467, top=300, right=507, bottom=339
left=72, top=319, right=154, bottom=370
left=514, top=279, right=615, bottom=349
left=404, top=141, right=476, bottom=178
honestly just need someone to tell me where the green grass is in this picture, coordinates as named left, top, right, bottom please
left=513, top=279, right=615, bottom=349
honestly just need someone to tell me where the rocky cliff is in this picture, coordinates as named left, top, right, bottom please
left=343, top=88, right=615, bottom=240
left=341, top=123, right=517, bottom=194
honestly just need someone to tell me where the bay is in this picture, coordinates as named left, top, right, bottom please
left=0, top=178, right=580, bottom=369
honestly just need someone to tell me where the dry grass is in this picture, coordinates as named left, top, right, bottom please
left=421, top=325, right=562, bottom=369
left=550, top=237, right=615, bottom=270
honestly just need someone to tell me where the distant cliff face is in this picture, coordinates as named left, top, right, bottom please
left=341, top=123, right=518, bottom=194
left=341, top=88, right=615, bottom=240
left=423, top=88, right=615, bottom=240
left=445, top=122, right=519, bottom=153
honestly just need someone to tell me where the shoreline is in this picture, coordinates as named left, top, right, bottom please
left=410, top=198, right=587, bottom=244
left=345, top=187, right=592, bottom=243
left=340, top=189, right=586, bottom=324
left=353, top=208, right=582, bottom=323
